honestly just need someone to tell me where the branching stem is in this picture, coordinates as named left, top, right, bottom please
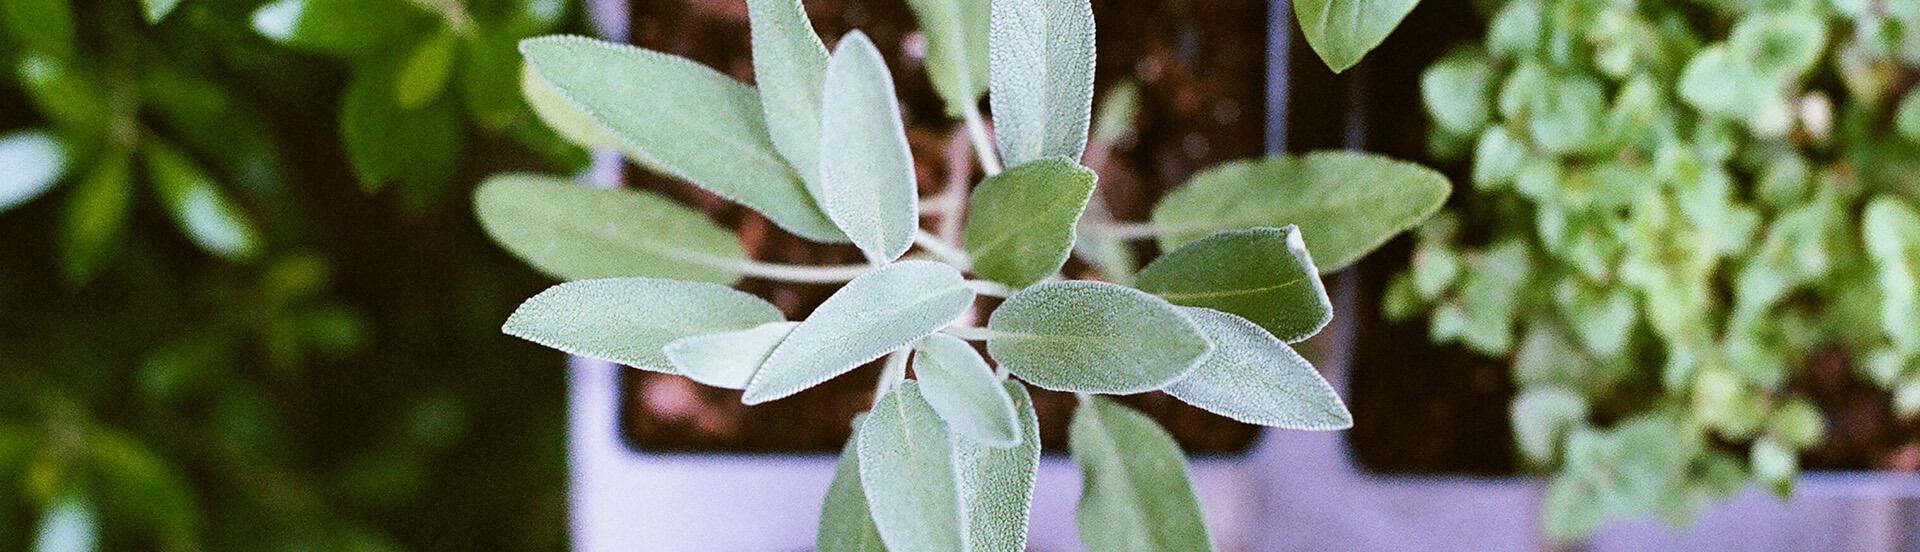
left=914, top=230, right=972, bottom=269
left=733, top=260, right=873, bottom=283
left=1081, top=220, right=1163, bottom=241
left=961, top=103, right=1003, bottom=177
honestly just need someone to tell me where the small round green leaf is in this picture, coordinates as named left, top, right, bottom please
left=745, top=261, right=974, bottom=404
left=475, top=173, right=746, bottom=283
left=914, top=333, right=1021, bottom=447
left=503, top=278, right=785, bottom=373
left=664, top=322, right=798, bottom=389
left=1070, top=395, right=1215, bottom=552
left=963, top=158, right=1098, bottom=288
left=1136, top=226, right=1331, bottom=343
left=1163, top=307, right=1349, bottom=429
left=987, top=281, right=1211, bottom=394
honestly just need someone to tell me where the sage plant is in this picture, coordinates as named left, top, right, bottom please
left=478, top=0, right=1442, bottom=549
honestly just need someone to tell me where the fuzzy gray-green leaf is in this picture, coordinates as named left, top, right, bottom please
left=905, top=0, right=991, bottom=115
left=989, top=0, right=1096, bottom=166
left=520, top=64, right=620, bottom=149
left=519, top=36, right=843, bottom=242
left=474, top=173, right=746, bottom=283
left=858, top=380, right=1039, bottom=552
left=1164, top=307, right=1349, bottom=429
left=914, top=333, right=1021, bottom=447
left=1151, top=151, right=1451, bottom=273
left=745, top=261, right=974, bottom=404
left=1071, top=395, right=1214, bottom=552
left=664, top=322, right=799, bottom=389
left=503, top=278, right=784, bottom=374
left=1295, top=0, right=1420, bottom=73
left=963, top=158, right=1098, bottom=288
left=987, top=281, right=1211, bottom=394
left=746, top=0, right=831, bottom=191
left=1136, top=226, right=1331, bottom=343
left=819, top=421, right=887, bottom=552
left=820, top=31, right=920, bottom=263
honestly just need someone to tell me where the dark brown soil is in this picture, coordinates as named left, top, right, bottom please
left=616, top=0, right=1271, bottom=454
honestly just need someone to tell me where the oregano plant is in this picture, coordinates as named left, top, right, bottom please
left=481, top=0, right=1444, bottom=549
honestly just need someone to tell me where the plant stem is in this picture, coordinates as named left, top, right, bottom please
left=941, top=325, right=1002, bottom=341
left=1081, top=220, right=1163, bottom=241
left=961, top=103, right=1003, bottom=177
left=965, top=279, right=1015, bottom=298
left=914, top=230, right=972, bottom=269
left=874, top=348, right=911, bottom=405
left=732, top=259, right=873, bottom=283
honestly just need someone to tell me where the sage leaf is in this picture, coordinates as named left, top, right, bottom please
left=1151, top=151, right=1451, bottom=273
left=60, top=152, right=134, bottom=285
left=1540, top=475, right=1604, bottom=544
left=519, top=36, right=844, bottom=243
left=987, top=281, right=1211, bottom=394
left=474, top=174, right=746, bottom=283
left=1164, top=307, right=1349, bottom=429
left=914, top=333, right=1020, bottom=447
left=745, top=261, right=974, bottom=404
left=1137, top=226, right=1331, bottom=343
left=818, top=420, right=887, bottom=552
left=988, top=0, right=1096, bottom=166
left=395, top=31, right=458, bottom=110
left=521, top=64, right=620, bottom=149
left=1071, top=395, right=1214, bottom=552
left=1294, top=0, right=1419, bottom=73
left=819, top=31, right=920, bottom=263
left=664, top=322, right=799, bottom=389
left=0, top=130, right=65, bottom=212
left=858, top=380, right=1039, bottom=552
left=963, top=158, right=1098, bottom=288
left=905, top=0, right=991, bottom=115
left=142, top=141, right=263, bottom=262
left=746, top=0, right=831, bottom=188
left=1864, top=196, right=1920, bottom=352
left=503, top=278, right=785, bottom=374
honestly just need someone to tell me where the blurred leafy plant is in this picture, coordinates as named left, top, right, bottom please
left=250, top=0, right=585, bottom=210
left=0, top=0, right=574, bottom=548
left=1392, top=0, right=1920, bottom=541
left=480, top=0, right=1440, bottom=549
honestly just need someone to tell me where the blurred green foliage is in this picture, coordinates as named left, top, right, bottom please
left=0, top=0, right=580, bottom=548
left=1392, top=0, right=1920, bottom=541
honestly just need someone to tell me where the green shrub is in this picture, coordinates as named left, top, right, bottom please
left=1394, top=0, right=1920, bottom=540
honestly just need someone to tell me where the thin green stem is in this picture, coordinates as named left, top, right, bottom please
left=965, top=279, right=1015, bottom=298
left=914, top=230, right=972, bottom=269
left=874, top=348, right=911, bottom=405
left=961, top=103, right=1003, bottom=177
left=733, top=259, right=873, bottom=284
left=1081, top=220, right=1163, bottom=241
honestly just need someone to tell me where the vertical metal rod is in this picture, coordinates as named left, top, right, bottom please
left=1266, top=0, right=1293, bottom=153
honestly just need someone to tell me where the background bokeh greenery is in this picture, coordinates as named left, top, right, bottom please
left=1, top=0, right=586, bottom=548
